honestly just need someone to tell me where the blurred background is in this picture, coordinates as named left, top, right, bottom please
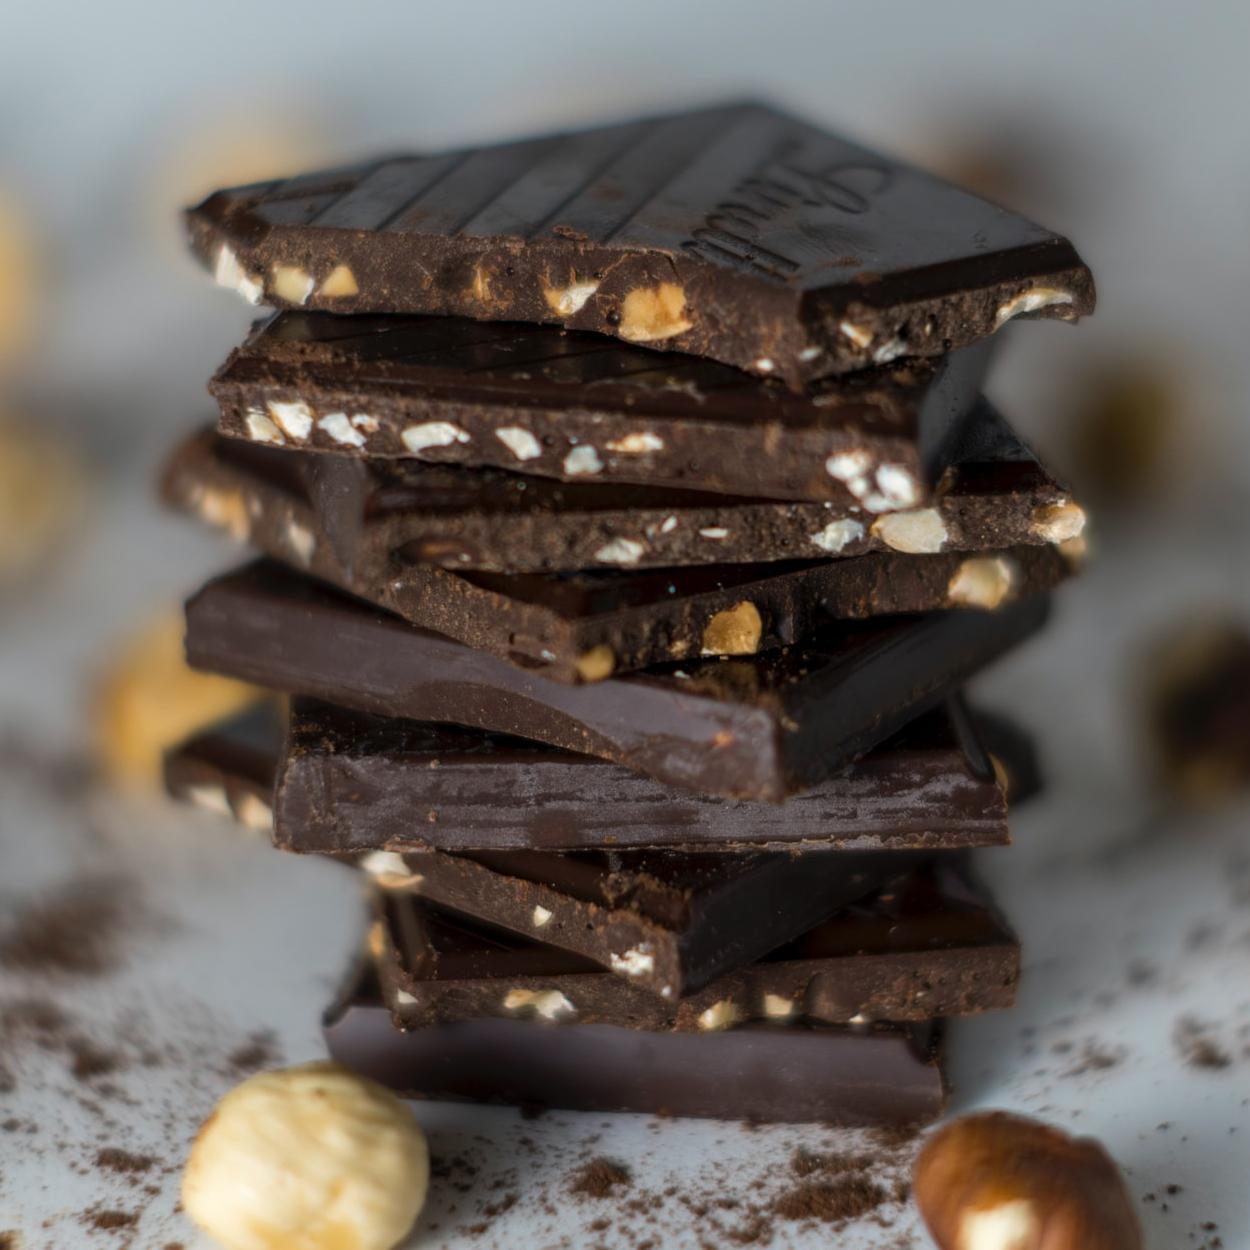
left=2, top=2, right=1249, bottom=1245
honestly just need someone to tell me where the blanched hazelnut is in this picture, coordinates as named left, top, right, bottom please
left=913, top=1111, right=1141, bottom=1250
left=183, top=1062, right=429, bottom=1250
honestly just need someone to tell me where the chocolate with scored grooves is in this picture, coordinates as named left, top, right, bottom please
left=188, top=101, right=1094, bottom=389
left=183, top=559, right=1050, bottom=800
left=324, top=970, right=948, bottom=1124
left=371, top=858, right=1019, bottom=1024
left=170, top=399, right=1079, bottom=573
left=209, top=312, right=994, bottom=506
left=163, top=426, right=1071, bottom=683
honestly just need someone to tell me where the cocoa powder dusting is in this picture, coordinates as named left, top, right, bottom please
left=0, top=876, right=138, bottom=978
left=569, top=1157, right=632, bottom=1198
left=773, top=1175, right=888, bottom=1223
left=95, top=1148, right=156, bottom=1175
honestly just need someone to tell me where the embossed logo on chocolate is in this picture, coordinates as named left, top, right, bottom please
left=685, top=153, right=892, bottom=279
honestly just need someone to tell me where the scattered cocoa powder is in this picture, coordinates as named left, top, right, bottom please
left=773, top=1174, right=887, bottom=1224
left=80, top=1208, right=138, bottom=1233
left=95, top=1148, right=156, bottom=1175
left=226, top=1030, right=280, bottom=1074
left=569, top=1157, right=632, bottom=1198
left=1175, top=1017, right=1233, bottom=1070
left=0, top=876, right=138, bottom=978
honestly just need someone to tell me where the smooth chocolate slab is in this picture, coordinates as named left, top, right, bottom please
left=324, top=972, right=946, bottom=1124
left=169, top=401, right=1084, bottom=573
left=189, top=101, right=1093, bottom=388
left=372, top=859, right=1018, bottom=1023
left=165, top=427, right=1071, bottom=683
left=209, top=314, right=992, bottom=506
left=277, top=697, right=1009, bottom=853
left=184, top=560, right=1049, bottom=800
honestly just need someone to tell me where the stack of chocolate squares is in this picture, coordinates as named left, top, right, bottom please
left=164, top=102, right=1092, bottom=1126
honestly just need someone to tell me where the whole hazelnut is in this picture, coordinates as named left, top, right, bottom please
left=183, top=1061, right=429, bottom=1250
left=913, top=1111, right=1141, bottom=1250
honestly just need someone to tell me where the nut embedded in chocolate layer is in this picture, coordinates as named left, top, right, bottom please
left=913, top=1111, right=1141, bottom=1250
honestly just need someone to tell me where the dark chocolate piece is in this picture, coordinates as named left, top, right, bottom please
left=372, top=859, right=1019, bottom=1022
left=172, top=697, right=1009, bottom=853
left=167, top=401, right=1083, bottom=573
left=184, top=560, right=1050, bottom=800
left=188, top=101, right=1093, bottom=388
left=161, top=701, right=280, bottom=832
left=370, top=848, right=916, bottom=1000
left=165, top=428, right=1071, bottom=683
left=324, top=971, right=947, bottom=1124
left=209, top=314, right=993, bottom=506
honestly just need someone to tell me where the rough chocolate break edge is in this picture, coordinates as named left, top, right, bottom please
left=189, top=100, right=1093, bottom=389
left=168, top=399, right=1085, bottom=573
left=209, top=312, right=994, bottom=506
left=164, top=426, right=1072, bottom=684
left=370, top=857, right=1019, bottom=1025
left=183, top=559, right=1050, bottom=800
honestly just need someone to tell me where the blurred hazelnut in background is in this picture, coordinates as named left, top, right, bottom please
left=0, top=192, right=36, bottom=374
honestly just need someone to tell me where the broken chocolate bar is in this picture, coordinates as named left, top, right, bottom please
left=165, top=428, right=1070, bottom=683
left=208, top=313, right=992, bottom=506
left=325, top=970, right=947, bottom=1124
left=188, top=101, right=1093, bottom=389
left=183, top=561, right=1049, bottom=800
left=167, top=401, right=1084, bottom=573
left=371, top=860, right=1017, bottom=1023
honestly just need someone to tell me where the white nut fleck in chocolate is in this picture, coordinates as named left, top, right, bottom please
left=195, top=487, right=251, bottom=542
left=495, top=426, right=542, bottom=461
left=266, top=399, right=314, bottom=442
left=698, top=526, right=729, bottom=539
left=697, top=999, right=742, bottom=1032
left=810, top=518, right=864, bottom=553
left=318, top=411, right=366, bottom=448
left=1031, top=499, right=1087, bottom=544
left=799, top=345, right=823, bottom=362
left=531, top=906, right=553, bottom=928
left=606, top=432, right=665, bottom=454
left=870, top=463, right=921, bottom=511
left=360, top=850, right=423, bottom=889
left=213, top=244, right=262, bottom=305
left=993, top=285, right=1075, bottom=328
left=502, top=989, right=576, bottom=1021
left=753, top=357, right=775, bottom=373
left=270, top=264, right=315, bottom=305
left=244, top=409, right=283, bottom=445
left=659, top=515, right=678, bottom=534
left=871, top=508, right=948, bottom=553
left=563, top=444, right=603, bottom=476
left=762, top=993, right=796, bottom=1020
left=234, top=792, right=273, bottom=834
left=618, top=283, right=692, bottom=342
left=182, top=1061, right=429, bottom=1250
left=608, top=945, right=655, bottom=977
left=825, top=449, right=873, bottom=482
left=594, top=537, right=646, bottom=566
left=352, top=414, right=379, bottom=434
left=394, top=989, right=418, bottom=1007
left=285, top=520, right=315, bottom=568
left=318, top=263, right=359, bottom=298
left=542, top=279, right=599, bottom=317
left=701, top=601, right=763, bottom=656
left=947, top=556, right=1017, bottom=610
left=872, top=336, right=908, bottom=364
left=837, top=319, right=874, bottom=350
left=401, top=422, right=471, bottom=454
left=186, top=784, right=233, bottom=819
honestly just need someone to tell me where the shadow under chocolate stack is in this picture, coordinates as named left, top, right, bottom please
left=164, top=100, right=1092, bottom=1124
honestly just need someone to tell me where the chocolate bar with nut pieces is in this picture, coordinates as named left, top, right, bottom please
left=183, top=560, right=1050, bottom=800
left=169, top=399, right=1084, bottom=573
left=164, top=427, right=1071, bottom=684
left=208, top=312, right=993, bottom=507
left=370, top=857, right=1018, bottom=1025
left=188, top=101, right=1093, bottom=389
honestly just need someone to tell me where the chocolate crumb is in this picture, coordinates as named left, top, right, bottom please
left=0, top=1233, right=18, bottom=1250
left=569, top=1157, right=632, bottom=1198
left=81, top=1209, right=139, bottom=1233
left=773, top=1175, right=888, bottom=1225
left=95, top=1147, right=156, bottom=1174
left=1175, top=1017, right=1233, bottom=1069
